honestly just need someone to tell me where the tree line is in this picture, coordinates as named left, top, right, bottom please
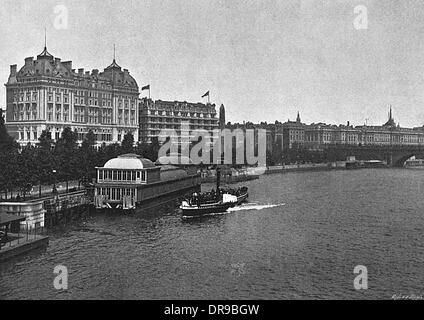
left=0, top=112, right=160, bottom=199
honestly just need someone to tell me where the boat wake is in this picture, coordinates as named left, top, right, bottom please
left=228, top=202, right=285, bottom=212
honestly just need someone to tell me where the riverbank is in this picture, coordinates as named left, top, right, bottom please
left=200, top=162, right=346, bottom=181
left=265, top=162, right=347, bottom=174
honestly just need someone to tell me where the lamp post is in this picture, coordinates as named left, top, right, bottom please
left=52, top=169, right=58, bottom=196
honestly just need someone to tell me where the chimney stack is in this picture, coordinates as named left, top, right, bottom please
left=24, top=57, right=34, bottom=65
left=62, top=61, right=72, bottom=70
left=10, top=64, right=17, bottom=76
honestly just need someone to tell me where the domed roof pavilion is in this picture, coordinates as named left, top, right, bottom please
left=103, top=154, right=155, bottom=170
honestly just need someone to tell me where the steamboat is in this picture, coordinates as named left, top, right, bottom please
left=180, top=167, right=249, bottom=218
left=94, top=154, right=201, bottom=212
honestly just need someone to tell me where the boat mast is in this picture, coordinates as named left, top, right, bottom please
left=216, top=166, right=221, bottom=192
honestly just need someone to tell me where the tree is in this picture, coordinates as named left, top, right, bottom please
left=54, top=127, right=79, bottom=192
left=38, top=130, right=53, bottom=151
left=0, top=109, right=18, bottom=152
left=0, top=110, right=20, bottom=199
left=78, top=130, right=98, bottom=184
left=121, top=132, right=134, bottom=154
left=135, top=141, right=149, bottom=157
left=0, top=150, right=19, bottom=199
left=15, top=144, right=39, bottom=200
left=142, top=137, right=160, bottom=161
left=97, top=142, right=121, bottom=167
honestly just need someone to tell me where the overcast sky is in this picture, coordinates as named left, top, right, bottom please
left=1, top=0, right=424, bottom=127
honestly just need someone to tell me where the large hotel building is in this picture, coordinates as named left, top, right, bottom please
left=4, top=46, right=140, bottom=145
left=4, top=45, right=221, bottom=146
left=138, top=98, right=220, bottom=144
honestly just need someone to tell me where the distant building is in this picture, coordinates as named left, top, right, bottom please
left=225, top=121, right=283, bottom=160
left=4, top=45, right=139, bottom=145
left=282, top=108, right=424, bottom=150
left=138, top=98, right=219, bottom=144
left=282, top=111, right=305, bottom=149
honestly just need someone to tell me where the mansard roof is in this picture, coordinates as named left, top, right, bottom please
left=8, top=46, right=139, bottom=90
left=37, top=46, right=54, bottom=60
left=104, top=59, right=121, bottom=71
left=101, top=59, right=138, bottom=89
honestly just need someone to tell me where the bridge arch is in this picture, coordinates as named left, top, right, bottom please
left=392, top=153, right=415, bottom=167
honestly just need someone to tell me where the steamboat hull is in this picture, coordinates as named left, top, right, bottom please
left=235, top=192, right=248, bottom=205
left=181, top=202, right=234, bottom=217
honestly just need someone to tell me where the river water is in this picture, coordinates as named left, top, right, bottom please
left=1, top=169, right=424, bottom=299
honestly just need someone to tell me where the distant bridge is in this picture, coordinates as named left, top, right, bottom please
left=320, top=145, right=424, bottom=167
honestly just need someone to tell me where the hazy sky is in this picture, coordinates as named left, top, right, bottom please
left=1, top=0, right=424, bottom=127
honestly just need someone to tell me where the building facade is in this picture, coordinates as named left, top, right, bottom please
left=225, top=121, right=284, bottom=159
left=282, top=109, right=424, bottom=150
left=138, top=98, right=219, bottom=144
left=4, top=46, right=139, bottom=146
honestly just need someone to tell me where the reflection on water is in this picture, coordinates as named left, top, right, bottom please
left=1, top=168, right=424, bottom=299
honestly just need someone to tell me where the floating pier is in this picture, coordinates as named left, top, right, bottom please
left=0, top=212, right=49, bottom=262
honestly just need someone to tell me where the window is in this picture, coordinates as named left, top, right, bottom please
left=142, top=171, right=146, bottom=182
